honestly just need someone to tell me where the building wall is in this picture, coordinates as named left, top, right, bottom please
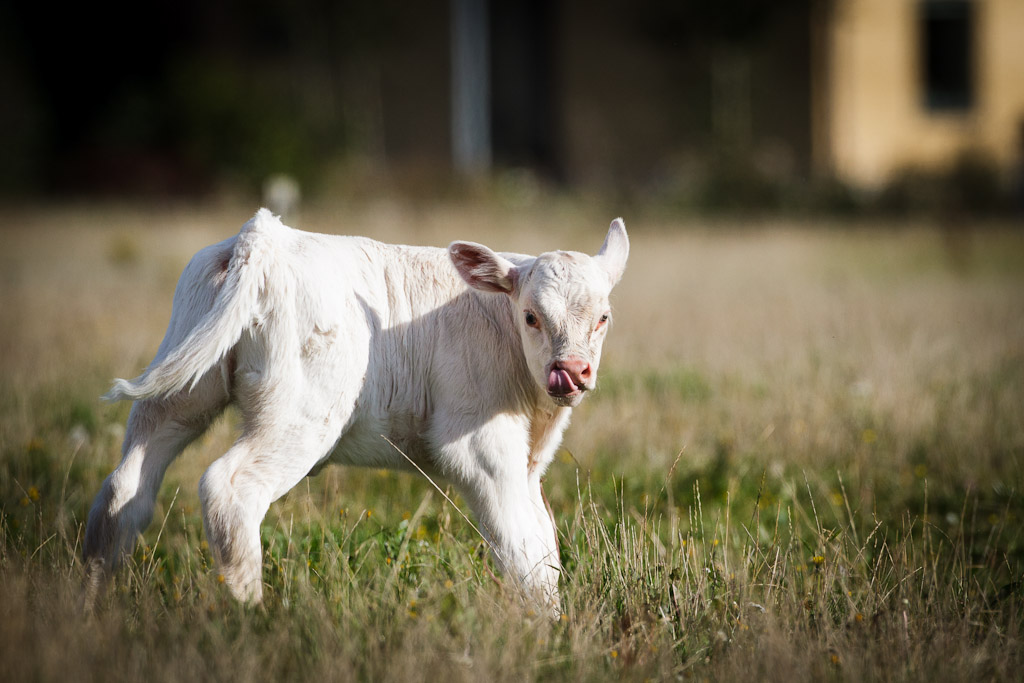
left=826, top=0, right=1024, bottom=189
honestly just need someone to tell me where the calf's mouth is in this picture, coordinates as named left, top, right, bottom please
left=545, top=365, right=591, bottom=406
left=547, top=367, right=580, bottom=396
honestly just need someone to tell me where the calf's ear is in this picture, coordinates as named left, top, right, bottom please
left=449, top=241, right=518, bottom=294
left=594, top=218, right=629, bottom=286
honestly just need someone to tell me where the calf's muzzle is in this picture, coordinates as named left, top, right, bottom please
left=546, top=358, right=592, bottom=397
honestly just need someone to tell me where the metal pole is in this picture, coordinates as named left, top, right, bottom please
left=451, top=0, right=491, bottom=175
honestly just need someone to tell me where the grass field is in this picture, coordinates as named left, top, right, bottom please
left=2, top=202, right=1023, bottom=681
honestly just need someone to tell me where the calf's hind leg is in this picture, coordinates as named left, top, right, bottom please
left=198, top=419, right=344, bottom=602
left=83, top=381, right=226, bottom=606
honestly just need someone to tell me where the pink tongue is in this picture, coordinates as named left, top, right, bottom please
left=548, top=368, right=578, bottom=395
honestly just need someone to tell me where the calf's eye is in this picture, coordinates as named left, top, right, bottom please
left=597, top=312, right=610, bottom=328
left=524, top=311, right=539, bottom=328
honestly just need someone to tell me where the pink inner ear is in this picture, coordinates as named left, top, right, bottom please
left=467, top=268, right=513, bottom=294
left=451, top=244, right=515, bottom=294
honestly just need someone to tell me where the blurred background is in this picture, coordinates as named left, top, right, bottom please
left=2, top=0, right=1023, bottom=217
left=3, top=6, right=1024, bottom=676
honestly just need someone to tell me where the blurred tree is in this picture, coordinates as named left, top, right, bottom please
left=636, top=0, right=812, bottom=209
left=2, top=0, right=399, bottom=197
left=0, top=2, right=47, bottom=193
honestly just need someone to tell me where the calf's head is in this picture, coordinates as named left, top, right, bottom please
left=449, top=219, right=629, bottom=407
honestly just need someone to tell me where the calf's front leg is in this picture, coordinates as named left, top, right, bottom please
left=457, top=460, right=561, bottom=612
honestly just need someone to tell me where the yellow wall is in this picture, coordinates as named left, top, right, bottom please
left=826, top=0, right=1024, bottom=188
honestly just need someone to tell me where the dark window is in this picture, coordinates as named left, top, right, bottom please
left=920, top=0, right=974, bottom=112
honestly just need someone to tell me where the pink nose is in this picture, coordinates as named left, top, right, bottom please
left=547, top=358, right=592, bottom=395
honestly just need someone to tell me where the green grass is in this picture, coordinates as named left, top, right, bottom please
left=1, top=203, right=1023, bottom=680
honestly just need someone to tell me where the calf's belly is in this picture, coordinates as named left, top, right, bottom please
left=326, top=413, right=433, bottom=474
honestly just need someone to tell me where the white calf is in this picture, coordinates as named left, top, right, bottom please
left=83, top=210, right=628, bottom=609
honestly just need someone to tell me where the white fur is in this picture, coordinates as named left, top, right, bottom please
left=83, top=209, right=629, bottom=611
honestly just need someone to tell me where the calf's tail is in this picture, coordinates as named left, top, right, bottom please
left=105, top=209, right=286, bottom=402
